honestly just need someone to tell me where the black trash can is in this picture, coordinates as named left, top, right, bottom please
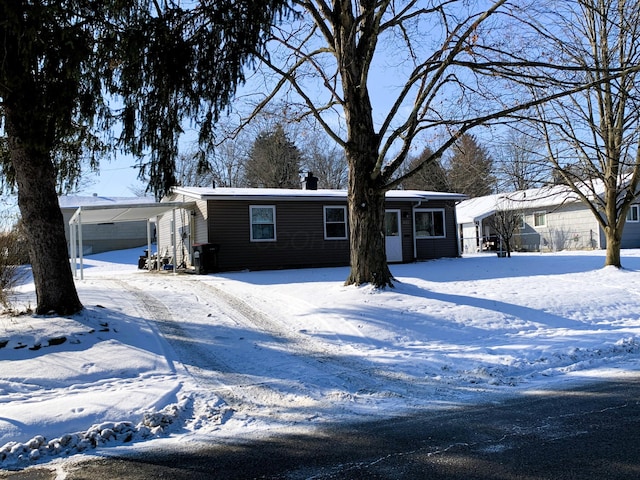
left=192, top=243, right=219, bottom=274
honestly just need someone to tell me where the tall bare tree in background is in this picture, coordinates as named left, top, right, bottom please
left=526, top=0, right=640, bottom=268
left=495, top=128, right=548, bottom=191
left=300, top=131, right=348, bottom=189
left=246, top=0, right=602, bottom=288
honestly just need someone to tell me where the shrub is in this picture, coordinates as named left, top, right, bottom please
left=0, top=221, right=30, bottom=309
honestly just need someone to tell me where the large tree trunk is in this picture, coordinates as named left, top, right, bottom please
left=344, top=169, right=393, bottom=288
left=5, top=110, right=83, bottom=315
left=603, top=226, right=622, bottom=268
left=334, top=1, right=393, bottom=288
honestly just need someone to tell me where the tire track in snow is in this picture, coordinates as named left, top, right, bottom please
left=114, top=274, right=435, bottom=424
left=112, top=276, right=351, bottom=424
left=176, top=278, right=437, bottom=404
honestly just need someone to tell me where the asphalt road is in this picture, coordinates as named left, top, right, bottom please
left=3, top=375, right=639, bottom=480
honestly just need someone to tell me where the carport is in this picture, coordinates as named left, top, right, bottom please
left=68, top=201, right=193, bottom=279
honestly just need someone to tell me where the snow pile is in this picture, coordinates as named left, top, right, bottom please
left=1, top=247, right=640, bottom=470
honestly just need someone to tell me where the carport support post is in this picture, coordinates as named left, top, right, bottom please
left=70, top=218, right=76, bottom=278
left=78, top=209, right=84, bottom=280
left=147, top=219, right=152, bottom=271
left=172, top=208, right=177, bottom=274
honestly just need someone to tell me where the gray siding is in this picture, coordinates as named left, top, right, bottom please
left=62, top=209, right=148, bottom=255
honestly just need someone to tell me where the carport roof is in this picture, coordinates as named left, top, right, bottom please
left=68, top=201, right=193, bottom=225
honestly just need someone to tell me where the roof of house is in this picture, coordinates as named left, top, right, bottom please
left=456, top=185, right=585, bottom=224
left=170, top=186, right=467, bottom=202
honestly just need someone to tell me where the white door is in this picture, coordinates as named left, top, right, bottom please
left=385, top=210, right=403, bottom=262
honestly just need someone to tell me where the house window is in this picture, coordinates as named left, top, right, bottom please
left=534, top=211, right=546, bottom=227
left=414, top=209, right=446, bottom=238
left=626, top=205, right=639, bottom=222
left=324, top=206, right=347, bottom=239
left=517, top=214, right=525, bottom=229
left=250, top=205, right=276, bottom=241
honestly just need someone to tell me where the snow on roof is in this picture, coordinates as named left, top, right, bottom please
left=456, top=184, right=585, bottom=224
left=59, top=195, right=156, bottom=209
left=171, top=186, right=467, bottom=202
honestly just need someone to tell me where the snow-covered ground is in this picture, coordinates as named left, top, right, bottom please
left=1, top=248, right=640, bottom=470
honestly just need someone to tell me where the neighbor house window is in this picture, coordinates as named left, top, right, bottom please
left=533, top=211, right=546, bottom=227
left=250, top=205, right=276, bottom=241
left=324, top=206, right=347, bottom=239
left=626, top=205, right=639, bottom=222
left=414, top=209, right=445, bottom=238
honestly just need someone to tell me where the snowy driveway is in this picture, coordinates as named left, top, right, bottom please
left=114, top=273, right=440, bottom=430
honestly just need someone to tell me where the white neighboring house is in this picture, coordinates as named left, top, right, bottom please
left=59, top=195, right=157, bottom=255
left=456, top=185, right=640, bottom=254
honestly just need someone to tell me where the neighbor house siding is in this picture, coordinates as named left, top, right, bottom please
left=621, top=213, right=640, bottom=248
left=208, top=199, right=350, bottom=271
left=61, top=210, right=148, bottom=255
left=514, top=203, right=601, bottom=251
left=602, top=203, right=640, bottom=249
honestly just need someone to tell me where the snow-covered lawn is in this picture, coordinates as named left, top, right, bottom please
left=1, top=248, right=640, bottom=469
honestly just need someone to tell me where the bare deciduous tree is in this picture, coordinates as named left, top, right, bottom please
left=495, top=128, right=548, bottom=191
left=491, top=199, right=524, bottom=258
left=300, top=132, right=348, bottom=189
left=526, top=0, right=640, bottom=267
left=243, top=0, right=635, bottom=287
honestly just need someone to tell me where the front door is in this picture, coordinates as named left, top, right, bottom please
left=385, top=210, right=403, bottom=262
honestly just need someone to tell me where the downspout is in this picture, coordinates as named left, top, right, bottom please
left=453, top=201, right=461, bottom=257
left=70, top=214, right=76, bottom=278
left=412, top=201, right=423, bottom=260
left=78, top=208, right=84, bottom=280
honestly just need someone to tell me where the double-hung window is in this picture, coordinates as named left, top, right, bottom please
left=533, top=211, right=547, bottom=227
left=324, top=206, right=348, bottom=239
left=414, top=209, right=446, bottom=238
left=626, top=205, right=639, bottom=222
left=250, top=206, right=276, bottom=241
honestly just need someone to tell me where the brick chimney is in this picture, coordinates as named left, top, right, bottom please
left=302, top=171, right=318, bottom=190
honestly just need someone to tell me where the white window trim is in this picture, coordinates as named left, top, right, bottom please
left=250, top=205, right=277, bottom=242
left=414, top=208, right=446, bottom=239
left=323, top=205, right=348, bottom=240
left=533, top=211, right=547, bottom=228
left=626, top=205, right=639, bottom=223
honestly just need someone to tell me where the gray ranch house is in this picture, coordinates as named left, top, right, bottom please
left=155, top=185, right=466, bottom=273
left=457, top=185, right=640, bottom=254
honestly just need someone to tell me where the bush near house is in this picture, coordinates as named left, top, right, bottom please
left=0, top=222, right=30, bottom=309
